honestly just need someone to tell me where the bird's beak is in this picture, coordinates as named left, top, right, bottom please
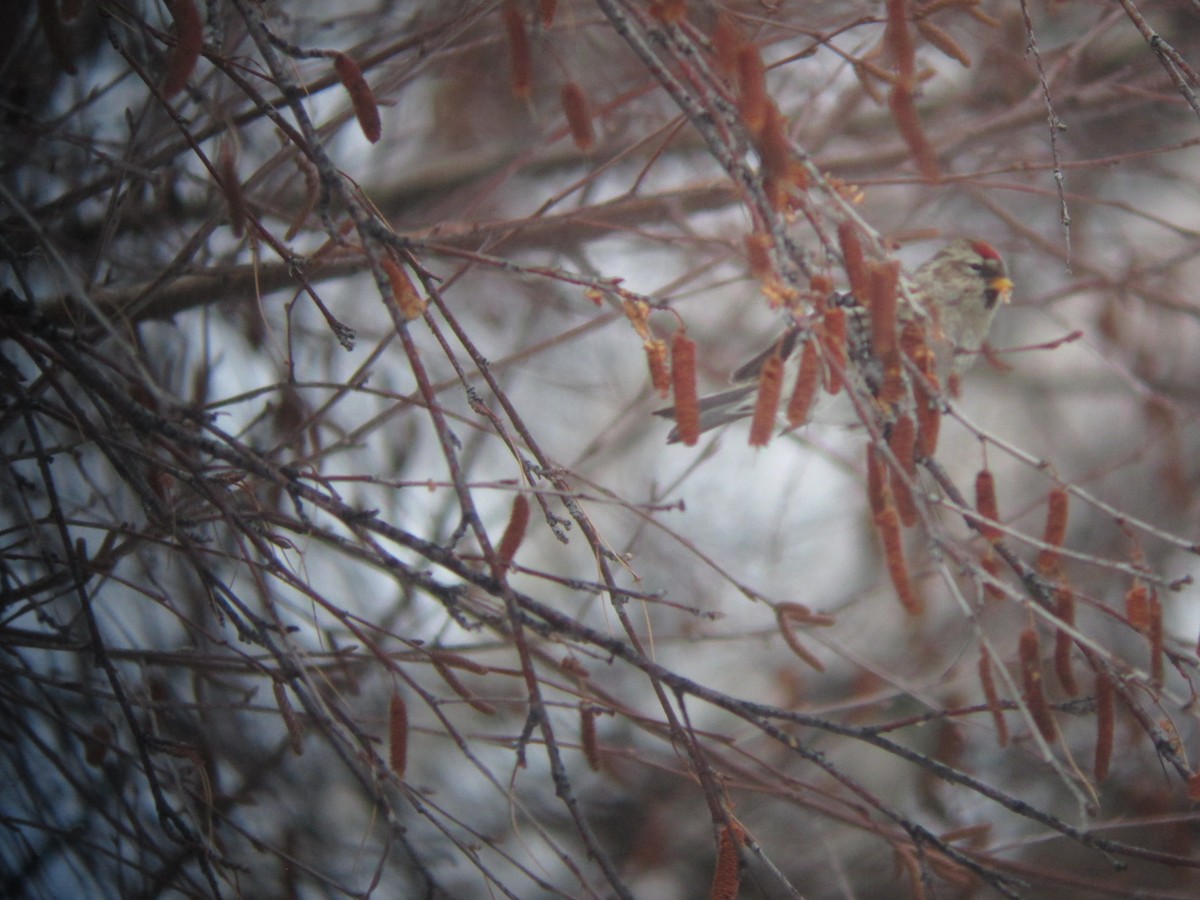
left=991, top=276, right=1014, bottom=303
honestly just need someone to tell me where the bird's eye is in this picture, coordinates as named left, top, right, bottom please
left=969, top=262, right=985, bottom=273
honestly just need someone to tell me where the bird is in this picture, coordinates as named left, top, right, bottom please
left=657, top=238, right=1013, bottom=443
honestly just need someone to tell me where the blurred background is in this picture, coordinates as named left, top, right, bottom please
left=3, top=1, right=1200, bottom=897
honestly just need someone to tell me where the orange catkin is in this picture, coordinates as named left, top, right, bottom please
left=876, top=506, right=923, bottom=615
left=916, top=19, right=972, bottom=68
left=735, top=44, right=769, bottom=133
left=1035, top=487, right=1070, bottom=575
left=744, top=232, right=773, bottom=280
left=878, top=357, right=907, bottom=408
left=775, top=605, right=826, bottom=672
left=913, top=348, right=940, bottom=458
left=837, top=221, right=870, bottom=301
left=1053, top=588, right=1078, bottom=697
left=502, top=0, right=533, bottom=99
left=980, top=549, right=1006, bottom=601
left=820, top=306, right=847, bottom=394
left=888, top=83, right=941, bottom=181
left=623, top=298, right=651, bottom=339
left=711, top=13, right=741, bottom=77
left=978, top=650, right=1009, bottom=747
left=1042, top=487, right=1070, bottom=546
left=1018, top=628, right=1056, bottom=743
left=788, top=159, right=809, bottom=192
left=1148, top=591, right=1164, bottom=689
left=889, top=415, right=917, bottom=476
left=888, top=416, right=919, bottom=527
left=381, top=259, right=426, bottom=320
left=974, top=470, right=1002, bottom=542
left=762, top=173, right=788, bottom=213
left=899, top=319, right=927, bottom=362
left=645, top=339, right=671, bottom=398
left=496, top=494, right=531, bottom=569
left=709, top=823, right=742, bottom=900
left=388, top=692, right=408, bottom=778
left=884, top=0, right=916, bottom=81
left=560, top=82, right=596, bottom=153
left=430, top=649, right=490, bottom=675
left=432, top=658, right=497, bottom=715
left=1125, top=583, right=1151, bottom=631
left=776, top=601, right=836, bottom=627
left=884, top=0, right=943, bottom=180
left=866, top=443, right=889, bottom=516
left=757, top=102, right=791, bottom=186
left=868, top=261, right=900, bottom=359
left=749, top=354, right=784, bottom=447
left=652, top=0, right=687, bottom=24
left=333, top=53, right=382, bottom=143
left=1093, top=670, right=1114, bottom=782
left=580, top=706, right=600, bottom=771
left=785, top=340, right=819, bottom=427
left=671, top=331, right=700, bottom=446
left=162, top=0, right=203, bottom=98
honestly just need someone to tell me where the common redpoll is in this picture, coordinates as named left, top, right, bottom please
left=659, top=238, right=1012, bottom=442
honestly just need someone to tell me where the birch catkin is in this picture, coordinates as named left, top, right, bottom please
left=671, top=331, right=700, bottom=445
left=333, top=53, right=382, bottom=143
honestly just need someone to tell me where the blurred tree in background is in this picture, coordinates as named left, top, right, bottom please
left=4, top=1, right=1200, bottom=897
